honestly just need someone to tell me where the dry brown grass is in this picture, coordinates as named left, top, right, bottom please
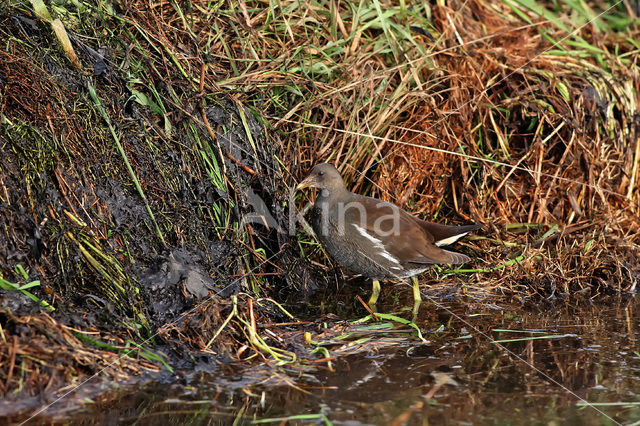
left=0, top=309, right=158, bottom=401
left=282, top=0, right=640, bottom=297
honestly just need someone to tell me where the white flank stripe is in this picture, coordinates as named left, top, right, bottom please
left=352, top=224, right=381, bottom=244
left=379, top=251, right=400, bottom=264
left=435, top=232, right=469, bottom=247
left=353, top=224, right=400, bottom=266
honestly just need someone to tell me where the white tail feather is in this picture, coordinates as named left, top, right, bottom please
left=435, top=232, right=469, bottom=247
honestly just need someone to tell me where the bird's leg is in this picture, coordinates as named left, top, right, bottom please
left=368, top=280, right=381, bottom=306
left=411, top=276, right=421, bottom=322
left=411, top=276, right=422, bottom=303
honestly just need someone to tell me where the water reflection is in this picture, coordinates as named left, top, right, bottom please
left=17, top=296, right=640, bottom=425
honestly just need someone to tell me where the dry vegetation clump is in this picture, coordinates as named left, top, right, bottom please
left=267, top=0, right=640, bottom=297
left=0, top=308, right=158, bottom=410
left=372, top=1, right=640, bottom=296
left=157, top=293, right=300, bottom=362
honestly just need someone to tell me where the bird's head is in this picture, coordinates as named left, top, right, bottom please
left=296, top=163, right=346, bottom=193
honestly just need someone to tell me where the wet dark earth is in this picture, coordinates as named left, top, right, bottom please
left=12, top=291, right=640, bottom=425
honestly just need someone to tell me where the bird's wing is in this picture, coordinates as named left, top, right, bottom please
left=344, top=195, right=470, bottom=265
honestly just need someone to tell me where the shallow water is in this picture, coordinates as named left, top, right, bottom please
left=16, top=294, right=640, bottom=425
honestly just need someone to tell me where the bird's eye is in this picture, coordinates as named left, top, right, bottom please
left=318, top=171, right=325, bottom=177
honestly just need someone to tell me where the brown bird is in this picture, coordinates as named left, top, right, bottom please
left=296, top=163, right=481, bottom=313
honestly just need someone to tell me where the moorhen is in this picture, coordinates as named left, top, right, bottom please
left=296, top=163, right=480, bottom=313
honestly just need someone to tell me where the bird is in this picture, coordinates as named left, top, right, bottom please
left=296, top=163, right=481, bottom=315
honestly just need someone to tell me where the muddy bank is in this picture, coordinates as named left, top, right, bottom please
left=0, top=2, right=303, bottom=408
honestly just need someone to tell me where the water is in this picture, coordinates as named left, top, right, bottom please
left=16, top=295, right=640, bottom=425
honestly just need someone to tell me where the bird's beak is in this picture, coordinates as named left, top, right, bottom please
left=296, top=176, right=315, bottom=190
